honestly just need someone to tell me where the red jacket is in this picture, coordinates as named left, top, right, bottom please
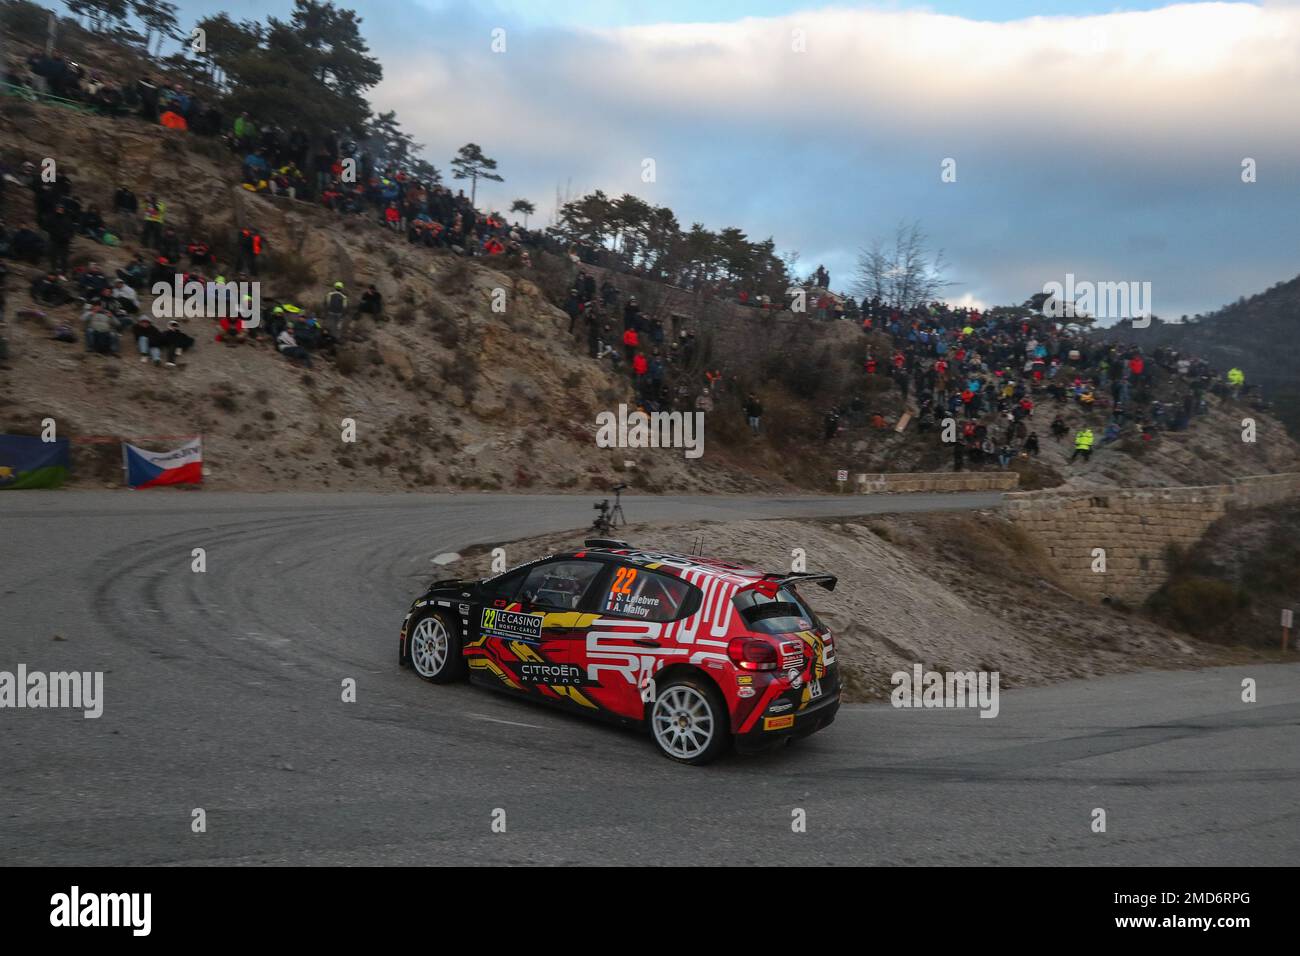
left=632, top=354, right=648, bottom=376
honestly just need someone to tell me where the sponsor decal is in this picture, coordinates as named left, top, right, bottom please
left=795, top=629, right=828, bottom=678
left=481, top=607, right=544, bottom=642
left=518, top=662, right=591, bottom=686
left=780, top=640, right=805, bottom=670
left=787, top=668, right=803, bottom=689
left=737, top=686, right=755, bottom=698
left=736, top=675, right=753, bottom=685
left=763, top=714, right=795, bottom=731
left=766, top=698, right=794, bottom=715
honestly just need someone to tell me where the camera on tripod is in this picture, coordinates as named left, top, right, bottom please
left=590, top=485, right=628, bottom=535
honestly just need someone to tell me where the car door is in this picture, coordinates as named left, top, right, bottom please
left=469, top=559, right=605, bottom=706
left=574, top=563, right=699, bottom=720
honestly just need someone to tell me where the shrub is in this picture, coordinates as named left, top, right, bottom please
left=1150, top=577, right=1244, bottom=635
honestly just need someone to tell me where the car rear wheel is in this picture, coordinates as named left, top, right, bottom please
left=408, top=610, right=465, bottom=683
left=650, top=677, right=730, bottom=765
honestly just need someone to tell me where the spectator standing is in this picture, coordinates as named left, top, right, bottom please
left=324, top=282, right=348, bottom=339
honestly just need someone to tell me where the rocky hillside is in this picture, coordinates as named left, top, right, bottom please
left=2, top=99, right=1297, bottom=492
left=0, top=101, right=767, bottom=492
left=1110, top=276, right=1300, bottom=436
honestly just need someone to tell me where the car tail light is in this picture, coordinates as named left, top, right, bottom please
left=728, top=636, right=779, bottom=671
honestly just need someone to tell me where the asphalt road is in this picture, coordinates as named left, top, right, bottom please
left=1, top=491, right=1296, bottom=866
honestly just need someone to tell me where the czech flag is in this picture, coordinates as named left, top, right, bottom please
left=123, top=438, right=203, bottom=488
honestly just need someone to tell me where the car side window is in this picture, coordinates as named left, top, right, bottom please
left=601, top=566, right=695, bottom=622
left=517, top=560, right=603, bottom=611
left=481, top=568, right=528, bottom=603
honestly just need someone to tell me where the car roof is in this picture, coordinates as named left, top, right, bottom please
left=569, top=545, right=771, bottom=587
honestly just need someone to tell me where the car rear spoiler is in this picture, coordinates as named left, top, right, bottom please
left=772, top=572, right=838, bottom=592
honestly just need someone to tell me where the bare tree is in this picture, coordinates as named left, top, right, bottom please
left=854, top=221, right=951, bottom=308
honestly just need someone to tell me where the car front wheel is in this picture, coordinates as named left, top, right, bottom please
left=408, top=610, right=465, bottom=683
left=650, top=677, right=730, bottom=765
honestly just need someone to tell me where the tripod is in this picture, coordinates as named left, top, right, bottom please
left=591, top=484, right=628, bottom=535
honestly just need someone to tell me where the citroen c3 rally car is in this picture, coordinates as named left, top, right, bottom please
left=399, top=540, right=840, bottom=764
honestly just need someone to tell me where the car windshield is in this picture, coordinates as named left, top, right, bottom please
left=733, top=586, right=822, bottom=634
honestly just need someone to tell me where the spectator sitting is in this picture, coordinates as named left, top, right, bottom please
left=79, top=204, right=106, bottom=241
left=110, top=278, right=139, bottom=314
left=160, top=319, right=193, bottom=367
left=133, top=316, right=164, bottom=364
left=83, top=303, right=120, bottom=355
left=77, top=262, right=110, bottom=299
left=276, top=325, right=311, bottom=367
left=215, top=315, right=246, bottom=344
left=148, top=256, right=178, bottom=288
left=117, top=255, right=148, bottom=289
left=187, top=240, right=214, bottom=267
left=31, top=272, right=72, bottom=306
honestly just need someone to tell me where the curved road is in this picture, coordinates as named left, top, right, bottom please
left=1, top=491, right=1296, bottom=865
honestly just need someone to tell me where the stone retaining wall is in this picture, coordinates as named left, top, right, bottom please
left=1004, top=474, right=1300, bottom=603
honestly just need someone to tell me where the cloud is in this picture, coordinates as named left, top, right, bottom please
left=373, top=1, right=1300, bottom=319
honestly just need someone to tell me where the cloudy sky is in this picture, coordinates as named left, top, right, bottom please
left=167, top=0, right=1300, bottom=321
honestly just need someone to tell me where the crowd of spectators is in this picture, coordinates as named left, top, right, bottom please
left=844, top=298, right=1251, bottom=471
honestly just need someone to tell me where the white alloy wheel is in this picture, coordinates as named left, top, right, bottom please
left=410, top=615, right=450, bottom=678
left=652, top=684, right=717, bottom=760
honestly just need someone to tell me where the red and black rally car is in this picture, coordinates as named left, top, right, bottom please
left=399, top=540, right=840, bottom=764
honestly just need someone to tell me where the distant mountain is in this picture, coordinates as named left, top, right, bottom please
left=1108, top=275, right=1300, bottom=435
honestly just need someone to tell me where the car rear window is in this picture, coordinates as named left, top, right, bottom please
left=733, top=586, right=822, bottom=634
